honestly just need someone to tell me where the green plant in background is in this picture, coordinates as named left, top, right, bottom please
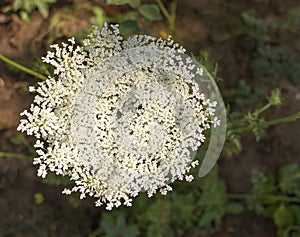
left=138, top=198, right=172, bottom=237
left=251, top=45, right=300, bottom=85
left=105, top=0, right=141, bottom=8
left=0, top=54, right=47, bottom=80
left=196, top=50, right=221, bottom=82
left=5, top=0, right=56, bottom=22
left=225, top=88, right=300, bottom=156
left=88, top=166, right=244, bottom=237
left=216, top=8, right=300, bottom=157
left=195, top=167, right=244, bottom=234
left=155, top=0, right=177, bottom=36
left=240, top=10, right=275, bottom=47
left=94, top=163, right=300, bottom=237
left=90, top=0, right=163, bottom=37
left=0, top=132, right=36, bottom=160
left=89, top=0, right=177, bottom=37
left=240, top=10, right=300, bottom=86
left=196, top=51, right=300, bottom=156
left=282, top=7, right=300, bottom=35
left=249, top=164, right=300, bottom=237
left=91, top=212, right=140, bottom=237
left=90, top=6, right=108, bottom=29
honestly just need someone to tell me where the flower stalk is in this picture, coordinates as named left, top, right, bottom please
left=264, top=111, right=300, bottom=127
left=156, top=0, right=177, bottom=36
left=0, top=151, right=29, bottom=159
left=228, top=193, right=300, bottom=204
left=0, top=54, right=47, bottom=81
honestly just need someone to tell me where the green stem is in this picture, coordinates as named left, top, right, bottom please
left=228, top=193, right=300, bottom=203
left=169, top=0, right=177, bottom=36
left=284, top=225, right=300, bottom=237
left=156, top=0, right=176, bottom=36
left=156, top=0, right=171, bottom=20
left=264, top=111, right=300, bottom=127
left=227, top=193, right=257, bottom=200
left=0, top=151, right=29, bottom=159
left=0, top=54, right=47, bottom=81
left=255, top=102, right=272, bottom=116
left=231, top=110, right=300, bottom=134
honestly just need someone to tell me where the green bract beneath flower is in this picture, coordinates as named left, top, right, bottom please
left=18, top=23, right=223, bottom=210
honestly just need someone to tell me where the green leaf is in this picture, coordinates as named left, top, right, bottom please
left=249, top=169, right=277, bottom=215
left=279, top=164, right=300, bottom=197
left=283, top=7, right=300, bottom=32
left=9, top=133, right=27, bottom=146
left=251, top=169, right=275, bottom=196
left=197, top=167, right=228, bottom=232
left=226, top=202, right=245, bottom=215
left=35, top=1, right=49, bottom=18
left=23, top=0, right=34, bottom=12
left=106, top=10, right=137, bottom=24
left=106, top=0, right=140, bottom=8
left=123, top=227, right=140, bottom=237
left=90, top=6, right=107, bottom=27
left=106, top=0, right=128, bottom=5
left=20, top=10, right=31, bottom=23
left=138, top=4, right=162, bottom=21
left=171, top=193, right=196, bottom=229
left=12, top=0, right=23, bottom=11
left=291, top=205, right=300, bottom=225
left=273, top=205, right=295, bottom=229
left=119, top=20, right=140, bottom=36
left=129, top=0, right=140, bottom=8
left=141, top=199, right=172, bottom=237
left=12, top=0, right=56, bottom=20
left=101, top=212, right=140, bottom=237
left=42, top=171, right=73, bottom=186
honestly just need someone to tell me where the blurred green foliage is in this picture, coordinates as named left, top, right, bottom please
left=282, top=7, right=300, bottom=34
left=240, top=10, right=300, bottom=86
left=248, top=164, right=300, bottom=237
left=106, top=0, right=141, bottom=8
left=100, top=212, right=140, bottom=237
left=251, top=45, right=300, bottom=85
left=86, top=166, right=244, bottom=237
left=90, top=0, right=162, bottom=37
left=223, top=8, right=300, bottom=156
left=5, top=0, right=56, bottom=22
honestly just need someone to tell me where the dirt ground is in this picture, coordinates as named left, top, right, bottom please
left=0, top=0, right=300, bottom=236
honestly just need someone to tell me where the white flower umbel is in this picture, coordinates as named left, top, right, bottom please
left=18, top=23, right=225, bottom=210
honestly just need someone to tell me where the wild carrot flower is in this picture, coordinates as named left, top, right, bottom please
left=18, top=23, right=225, bottom=210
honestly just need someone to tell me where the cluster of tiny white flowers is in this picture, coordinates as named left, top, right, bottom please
left=17, top=23, right=220, bottom=210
